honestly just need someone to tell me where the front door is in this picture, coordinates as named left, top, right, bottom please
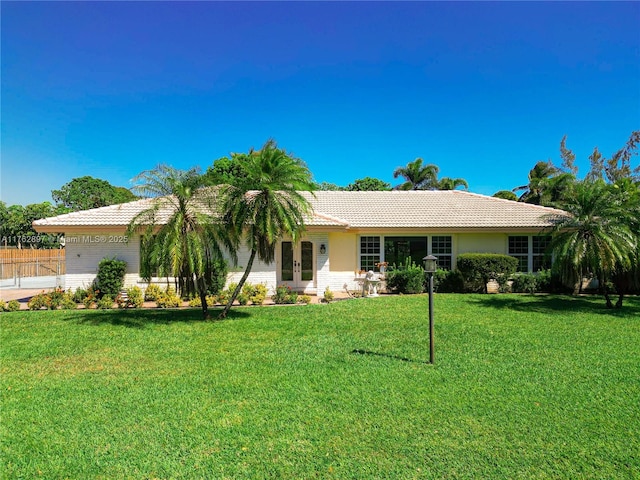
left=280, top=240, right=314, bottom=291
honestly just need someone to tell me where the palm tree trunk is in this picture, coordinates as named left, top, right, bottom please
left=219, top=248, right=257, bottom=319
left=197, top=275, right=209, bottom=319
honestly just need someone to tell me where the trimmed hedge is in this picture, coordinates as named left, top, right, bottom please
left=457, top=253, right=518, bottom=293
left=96, top=257, right=127, bottom=297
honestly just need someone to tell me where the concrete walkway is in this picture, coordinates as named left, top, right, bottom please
left=0, top=275, right=61, bottom=302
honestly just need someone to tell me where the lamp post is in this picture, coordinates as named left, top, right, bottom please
left=423, top=255, right=437, bottom=364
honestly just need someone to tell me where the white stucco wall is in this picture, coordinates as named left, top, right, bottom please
left=63, top=233, right=140, bottom=291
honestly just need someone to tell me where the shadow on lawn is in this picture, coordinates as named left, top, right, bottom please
left=351, top=349, right=431, bottom=365
left=69, top=307, right=251, bottom=328
left=468, top=294, right=640, bottom=318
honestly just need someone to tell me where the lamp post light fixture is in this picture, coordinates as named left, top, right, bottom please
left=423, top=255, right=438, bottom=364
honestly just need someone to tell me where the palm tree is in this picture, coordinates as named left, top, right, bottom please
left=127, top=165, right=235, bottom=319
left=219, top=140, right=314, bottom=319
left=548, top=179, right=637, bottom=307
left=436, top=177, right=469, bottom=190
left=513, top=161, right=559, bottom=205
left=393, top=158, right=439, bottom=190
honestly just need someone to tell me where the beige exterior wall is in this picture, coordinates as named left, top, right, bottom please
left=456, top=233, right=507, bottom=255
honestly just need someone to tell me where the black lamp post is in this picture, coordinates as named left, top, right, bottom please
left=423, top=255, right=437, bottom=364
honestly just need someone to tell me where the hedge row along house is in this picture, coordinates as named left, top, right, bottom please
left=33, top=190, right=567, bottom=295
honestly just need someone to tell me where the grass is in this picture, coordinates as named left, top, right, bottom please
left=1, top=294, right=639, bottom=479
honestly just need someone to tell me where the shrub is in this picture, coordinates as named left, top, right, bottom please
left=96, top=295, right=115, bottom=309
left=72, top=287, right=89, bottom=304
left=298, top=294, right=312, bottom=305
left=511, top=273, right=539, bottom=294
left=155, top=287, right=181, bottom=308
left=456, top=254, right=518, bottom=294
left=0, top=300, right=5, bottom=311
left=272, top=285, right=297, bottom=304
left=237, top=293, right=250, bottom=306
left=144, top=284, right=162, bottom=301
left=96, top=258, right=127, bottom=297
left=188, top=296, right=202, bottom=307
left=60, top=291, right=78, bottom=310
left=323, top=286, right=334, bottom=303
left=249, top=284, right=267, bottom=305
left=126, top=286, right=144, bottom=308
left=385, top=259, right=425, bottom=294
left=6, top=300, right=20, bottom=312
left=28, top=293, right=48, bottom=310
left=116, top=286, right=144, bottom=308
left=433, top=269, right=465, bottom=293
left=83, top=294, right=96, bottom=309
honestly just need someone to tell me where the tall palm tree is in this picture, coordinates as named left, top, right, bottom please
left=393, top=158, right=439, bottom=190
left=513, top=161, right=559, bottom=205
left=548, top=179, right=637, bottom=307
left=436, top=177, right=469, bottom=190
left=219, top=140, right=314, bottom=319
left=127, top=165, right=235, bottom=319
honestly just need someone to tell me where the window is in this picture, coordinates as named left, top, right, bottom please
left=384, top=237, right=427, bottom=268
left=509, top=236, right=529, bottom=272
left=359, top=236, right=380, bottom=271
left=431, top=236, right=452, bottom=270
left=532, top=236, right=551, bottom=271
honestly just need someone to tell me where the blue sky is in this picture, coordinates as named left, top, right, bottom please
left=2, top=1, right=639, bottom=206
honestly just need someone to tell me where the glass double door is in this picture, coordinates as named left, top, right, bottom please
left=281, top=241, right=314, bottom=290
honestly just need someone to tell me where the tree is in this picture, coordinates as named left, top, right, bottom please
left=436, top=177, right=469, bottom=190
left=513, top=161, right=560, bottom=205
left=52, top=176, right=137, bottom=211
left=127, top=165, right=234, bottom=319
left=493, top=190, right=518, bottom=201
left=218, top=139, right=314, bottom=319
left=313, top=181, right=345, bottom=191
left=346, top=177, right=391, bottom=191
left=548, top=179, right=637, bottom=307
left=0, top=201, right=68, bottom=248
left=393, top=158, right=439, bottom=190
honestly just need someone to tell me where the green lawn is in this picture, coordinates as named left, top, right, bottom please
left=1, top=294, right=639, bottom=479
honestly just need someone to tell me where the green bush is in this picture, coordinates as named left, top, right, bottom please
left=72, top=287, right=89, bottom=304
left=0, top=299, right=19, bottom=312
left=27, top=294, right=47, bottom=310
left=385, top=259, right=425, bottom=294
left=298, top=294, right=312, bottom=305
left=323, top=286, right=334, bottom=303
left=272, top=285, right=297, bottom=304
left=144, top=284, right=162, bottom=301
left=433, top=269, right=465, bottom=293
left=250, top=284, right=268, bottom=305
left=456, top=254, right=518, bottom=294
left=155, top=287, right=181, bottom=308
left=511, top=273, right=539, bottom=294
left=204, top=258, right=228, bottom=295
left=116, top=286, right=144, bottom=308
left=96, top=295, right=115, bottom=310
left=96, top=258, right=127, bottom=297
left=6, top=300, right=20, bottom=312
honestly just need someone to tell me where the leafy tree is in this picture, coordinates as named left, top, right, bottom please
left=218, top=139, right=314, bottom=318
left=436, top=177, right=469, bottom=190
left=202, top=156, right=248, bottom=186
left=52, top=176, right=137, bottom=211
left=393, top=158, right=439, bottom=190
left=346, top=177, right=391, bottom=191
left=492, top=190, right=518, bottom=201
left=127, top=165, right=234, bottom=319
left=0, top=201, right=68, bottom=248
left=313, top=181, right=345, bottom=191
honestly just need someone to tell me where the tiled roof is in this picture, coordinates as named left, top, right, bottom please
left=302, top=191, right=566, bottom=229
left=34, top=190, right=566, bottom=230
